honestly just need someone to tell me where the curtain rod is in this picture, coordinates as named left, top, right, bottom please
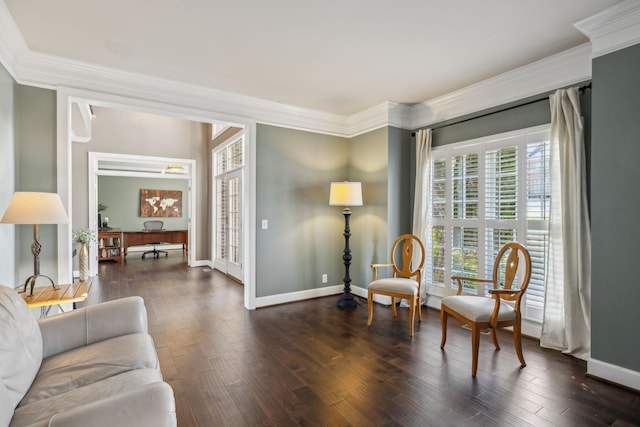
left=412, top=83, right=592, bottom=136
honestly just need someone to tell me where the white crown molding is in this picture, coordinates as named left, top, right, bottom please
left=14, top=50, right=355, bottom=136
left=347, top=101, right=412, bottom=137
left=0, top=1, right=27, bottom=77
left=0, top=1, right=601, bottom=138
left=410, top=43, right=592, bottom=130
left=575, top=0, right=640, bottom=58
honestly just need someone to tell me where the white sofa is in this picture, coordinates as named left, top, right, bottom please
left=0, top=285, right=176, bottom=427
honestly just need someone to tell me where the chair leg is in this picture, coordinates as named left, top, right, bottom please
left=440, top=309, right=448, bottom=348
left=367, top=290, right=374, bottom=326
left=513, top=323, right=526, bottom=368
left=490, top=327, right=501, bottom=350
left=391, top=297, right=397, bottom=317
left=417, top=295, right=422, bottom=322
left=408, top=297, right=415, bottom=337
left=472, top=325, right=481, bottom=377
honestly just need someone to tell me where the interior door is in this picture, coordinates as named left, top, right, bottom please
left=225, top=170, right=242, bottom=280
left=213, top=138, right=244, bottom=282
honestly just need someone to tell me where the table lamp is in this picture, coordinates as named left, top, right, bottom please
left=329, top=181, right=363, bottom=308
left=1, top=192, right=70, bottom=295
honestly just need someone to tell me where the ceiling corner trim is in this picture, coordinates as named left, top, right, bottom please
left=410, top=43, right=592, bottom=130
left=0, top=1, right=28, bottom=78
left=575, top=0, right=640, bottom=58
left=346, top=102, right=412, bottom=137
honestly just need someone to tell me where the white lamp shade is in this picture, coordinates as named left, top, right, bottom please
left=329, top=182, right=363, bottom=206
left=0, top=192, right=69, bottom=225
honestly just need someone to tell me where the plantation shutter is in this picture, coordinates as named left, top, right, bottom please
left=424, top=126, right=550, bottom=324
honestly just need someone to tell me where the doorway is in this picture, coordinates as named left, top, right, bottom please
left=88, top=152, right=197, bottom=275
left=57, top=88, right=258, bottom=309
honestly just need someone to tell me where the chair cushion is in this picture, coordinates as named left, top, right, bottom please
left=441, top=295, right=516, bottom=323
left=368, top=278, right=418, bottom=296
left=19, top=333, right=159, bottom=407
left=11, top=368, right=163, bottom=427
left=0, top=285, right=43, bottom=426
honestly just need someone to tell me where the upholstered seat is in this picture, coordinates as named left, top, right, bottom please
left=368, top=278, right=419, bottom=296
left=440, top=296, right=516, bottom=323
left=0, top=285, right=176, bottom=426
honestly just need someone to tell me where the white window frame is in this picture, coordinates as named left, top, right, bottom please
left=425, top=124, right=550, bottom=324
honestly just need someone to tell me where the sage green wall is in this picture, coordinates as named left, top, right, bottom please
left=14, top=85, right=58, bottom=285
left=591, top=43, right=640, bottom=372
left=255, top=124, right=349, bottom=297
left=97, top=176, right=189, bottom=231
left=347, top=127, right=413, bottom=287
left=255, top=124, right=408, bottom=297
left=348, top=127, right=388, bottom=288
left=431, top=97, right=552, bottom=148
left=387, top=127, right=414, bottom=240
left=0, top=64, right=16, bottom=287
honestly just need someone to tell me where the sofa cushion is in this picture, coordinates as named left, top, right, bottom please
left=10, top=368, right=164, bottom=427
left=0, top=285, right=43, bottom=426
left=19, top=333, right=159, bottom=406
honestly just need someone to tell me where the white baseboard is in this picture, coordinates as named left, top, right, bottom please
left=190, top=259, right=213, bottom=268
left=588, top=358, right=640, bottom=392
left=254, top=284, right=395, bottom=309
left=256, top=284, right=344, bottom=308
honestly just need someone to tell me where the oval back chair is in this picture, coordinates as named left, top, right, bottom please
left=367, top=234, right=425, bottom=336
left=440, top=242, right=532, bottom=376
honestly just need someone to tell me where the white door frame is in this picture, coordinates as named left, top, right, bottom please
left=56, top=87, right=257, bottom=310
left=88, top=152, right=197, bottom=274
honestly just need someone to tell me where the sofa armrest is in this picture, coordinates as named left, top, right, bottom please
left=44, top=382, right=176, bottom=427
left=38, top=296, right=148, bottom=359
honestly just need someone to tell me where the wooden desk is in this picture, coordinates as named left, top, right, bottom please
left=21, top=281, right=91, bottom=317
left=122, top=230, right=188, bottom=259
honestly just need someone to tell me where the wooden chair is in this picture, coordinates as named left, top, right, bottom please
left=440, top=242, right=532, bottom=376
left=367, top=234, right=425, bottom=336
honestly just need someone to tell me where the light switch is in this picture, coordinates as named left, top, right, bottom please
left=261, top=219, right=268, bottom=229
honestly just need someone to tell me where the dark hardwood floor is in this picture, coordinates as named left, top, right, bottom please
left=84, top=255, right=640, bottom=426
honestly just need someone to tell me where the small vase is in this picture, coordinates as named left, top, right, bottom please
left=79, top=243, right=89, bottom=281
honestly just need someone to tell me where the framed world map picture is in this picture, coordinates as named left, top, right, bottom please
left=140, top=189, right=183, bottom=217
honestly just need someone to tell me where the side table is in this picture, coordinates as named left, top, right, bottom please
left=20, top=281, right=91, bottom=317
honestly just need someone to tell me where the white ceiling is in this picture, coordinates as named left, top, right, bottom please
left=3, top=0, right=621, bottom=116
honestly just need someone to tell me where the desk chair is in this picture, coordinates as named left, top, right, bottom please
left=142, top=220, right=168, bottom=259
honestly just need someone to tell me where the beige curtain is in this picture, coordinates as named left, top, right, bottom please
left=412, top=128, right=432, bottom=303
left=541, top=87, right=591, bottom=359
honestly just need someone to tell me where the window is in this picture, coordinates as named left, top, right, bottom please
left=425, top=126, right=550, bottom=322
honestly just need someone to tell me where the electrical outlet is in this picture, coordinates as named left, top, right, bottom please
left=261, top=219, right=268, bottom=229
left=322, top=274, right=328, bottom=283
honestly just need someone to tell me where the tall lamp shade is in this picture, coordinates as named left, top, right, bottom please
left=329, top=182, right=363, bottom=309
left=329, top=182, right=363, bottom=207
left=1, top=192, right=69, bottom=295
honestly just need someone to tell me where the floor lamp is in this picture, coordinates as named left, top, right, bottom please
left=1, top=192, right=70, bottom=295
left=329, top=181, right=363, bottom=309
